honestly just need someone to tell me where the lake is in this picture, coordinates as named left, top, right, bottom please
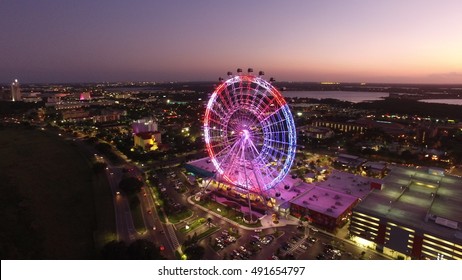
left=281, top=91, right=387, bottom=103
left=419, top=99, right=462, bottom=105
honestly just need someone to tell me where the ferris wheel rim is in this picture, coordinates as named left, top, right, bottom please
left=204, top=74, right=296, bottom=193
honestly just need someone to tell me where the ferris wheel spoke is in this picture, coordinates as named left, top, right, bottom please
left=258, top=106, right=284, bottom=124
left=207, top=119, right=225, bottom=129
left=253, top=86, right=273, bottom=110
left=226, top=133, right=239, bottom=142
left=261, top=145, right=287, bottom=163
left=208, top=108, right=227, bottom=122
left=251, top=81, right=263, bottom=101
left=250, top=162, right=267, bottom=190
left=214, top=138, right=240, bottom=160
left=255, top=129, right=291, bottom=139
left=208, top=140, right=229, bottom=150
left=216, top=137, right=242, bottom=170
left=257, top=158, right=278, bottom=184
left=261, top=117, right=289, bottom=130
left=247, top=137, right=261, bottom=158
left=248, top=140, right=277, bottom=187
left=206, top=130, right=225, bottom=138
left=220, top=87, right=235, bottom=112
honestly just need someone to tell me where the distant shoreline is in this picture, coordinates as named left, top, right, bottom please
left=283, top=90, right=462, bottom=105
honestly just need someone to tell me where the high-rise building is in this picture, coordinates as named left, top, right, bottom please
left=11, top=79, right=21, bottom=101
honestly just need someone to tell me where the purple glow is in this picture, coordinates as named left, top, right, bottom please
left=1, top=1, right=461, bottom=83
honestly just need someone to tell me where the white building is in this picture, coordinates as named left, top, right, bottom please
left=11, top=79, right=21, bottom=101
left=132, top=118, right=158, bottom=134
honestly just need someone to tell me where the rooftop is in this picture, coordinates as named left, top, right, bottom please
left=316, top=169, right=381, bottom=199
left=354, top=166, right=462, bottom=243
left=290, top=186, right=358, bottom=218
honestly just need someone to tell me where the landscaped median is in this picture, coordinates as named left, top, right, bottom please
left=182, top=225, right=220, bottom=244
left=167, top=209, right=193, bottom=224
left=178, top=217, right=220, bottom=241
left=179, top=218, right=206, bottom=234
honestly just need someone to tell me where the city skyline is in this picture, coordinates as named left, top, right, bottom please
left=1, top=0, right=462, bottom=84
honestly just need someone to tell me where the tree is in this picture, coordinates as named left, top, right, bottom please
left=95, top=142, right=112, bottom=153
left=100, top=240, right=127, bottom=259
left=183, top=245, right=205, bottom=260
left=119, top=177, right=143, bottom=196
left=126, top=239, right=163, bottom=260
left=401, top=150, right=414, bottom=161
left=101, top=239, right=164, bottom=260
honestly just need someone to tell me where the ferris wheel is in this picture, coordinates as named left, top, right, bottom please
left=204, top=69, right=296, bottom=195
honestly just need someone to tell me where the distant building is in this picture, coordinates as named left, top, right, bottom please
left=355, top=118, right=411, bottom=137
left=61, top=110, right=91, bottom=121
left=132, top=118, right=158, bottom=134
left=93, top=109, right=124, bottom=123
left=79, top=92, right=91, bottom=101
left=134, top=131, right=161, bottom=151
left=416, top=125, right=438, bottom=144
left=334, top=153, right=367, bottom=171
left=298, top=125, right=334, bottom=139
left=313, top=120, right=367, bottom=133
left=11, top=79, right=21, bottom=101
left=362, top=161, right=388, bottom=178
left=349, top=166, right=462, bottom=260
left=45, top=93, right=68, bottom=104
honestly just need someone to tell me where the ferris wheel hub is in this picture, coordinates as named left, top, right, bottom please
left=240, top=129, right=250, bottom=140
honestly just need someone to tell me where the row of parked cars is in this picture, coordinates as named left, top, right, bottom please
left=231, top=245, right=252, bottom=260
left=215, top=230, right=237, bottom=250
left=316, top=243, right=342, bottom=260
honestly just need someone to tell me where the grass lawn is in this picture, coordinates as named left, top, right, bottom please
left=179, top=218, right=205, bottom=234
left=0, top=127, right=115, bottom=259
left=198, top=200, right=262, bottom=227
left=128, top=196, right=147, bottom=233
left=195, top=226, right=219, bottom=240
left=167, top=209, right=193, bottom=224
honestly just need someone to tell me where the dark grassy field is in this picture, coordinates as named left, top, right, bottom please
left=0, top=127, right=115, bottom=259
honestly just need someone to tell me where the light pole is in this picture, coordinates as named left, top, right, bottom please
left=303, top=220, right=310, bottom=238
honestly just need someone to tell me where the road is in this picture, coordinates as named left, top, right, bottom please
left=45, top=126, right=177, bottom=257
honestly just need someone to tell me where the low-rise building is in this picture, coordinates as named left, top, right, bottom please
left=134, top=131, right=161, bottom=151
left=290, top=186, right=358, bottom=230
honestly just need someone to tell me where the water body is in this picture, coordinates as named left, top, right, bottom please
left=419, top=99, right=462, bottom=106
left=281, top=91, right=387, bottom=103
left=282, top=91, right=462, bottom=105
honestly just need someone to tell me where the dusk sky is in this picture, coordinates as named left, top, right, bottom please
left=1, top=0, right=461, bottom=84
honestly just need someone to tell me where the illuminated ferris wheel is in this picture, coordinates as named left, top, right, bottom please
left=204, top=69, right=296, bottom=195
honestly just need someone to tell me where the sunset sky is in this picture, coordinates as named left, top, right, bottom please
left=1, top=0, right=461, bottom=83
